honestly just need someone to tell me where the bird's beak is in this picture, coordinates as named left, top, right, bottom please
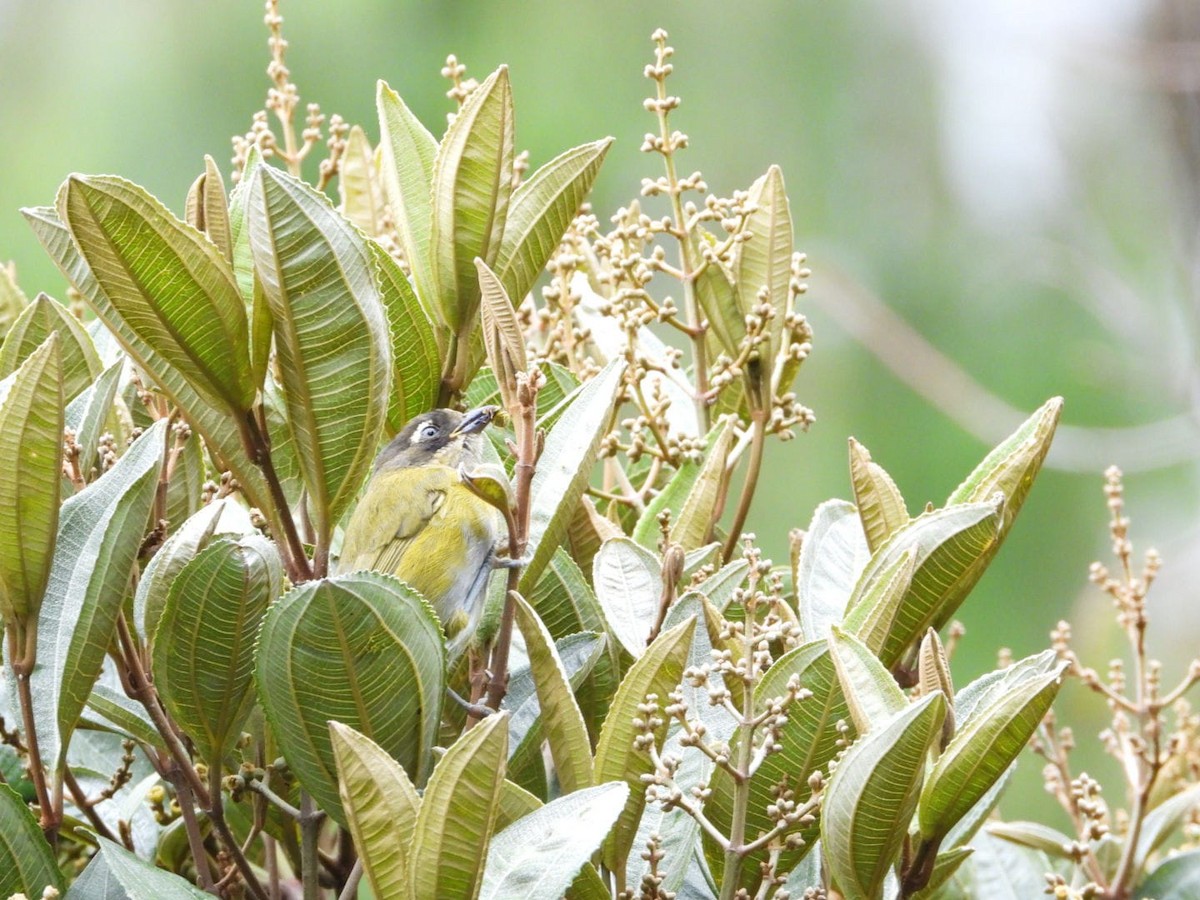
left=450, top=405, right=500, bottom=437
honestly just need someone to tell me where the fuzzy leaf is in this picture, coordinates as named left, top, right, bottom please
left=843, top=499, right=1003, bottom=667
left=822, top=694, right=946, bottom=900
left=528, top=549, right=620, bottom=738
left=133, top=499, right=227, bottom=646
left=369, top=239, right=440, bottom=433
left=153, top=535, right=282, bottom=761
left=64, top=360, right=123, bottom=483
left=595, top=616, right=695, bottom=872
left=24, top=205, right=275, bottom=526
left=340, top=125, right=386, bottom=235
left=376, top=80, right=439, bottom=322
left=409, top=712, right=508, bottom=900
left=849, top=437, right=908, bottom=553
left=0, top=336, right=62, bottom=625
left=0, top=783, right=63, bottom=898
left=939, top=398, right=1061, bottom=627
left=919, top=660, right=1066, bottom=842
left=705, top=641, right=851, bottom=890
left=827, top=625, right=907, bottom=734
left=593, top=536, right=663, bottom=658
left=331, top=720, right=421, bottom=900
left=60, top=175, right=254, bottom=412
left=0, top=263, right=28, bottom=335
left=1134, top=848, right=1200, bottom=899
left=0, top=293, right=100, bottom=402
left=477, top=257, right=527, bottom=413
left=255, top=572, right=445, bottom=825
left=671, top=415, right=737, bottom=551
left=797, top=499, right=871, bottom=641
left=512, top=594, right=593, bottom=792
left=84, top=837, right=210, bottom=899
left=480, top=782, right=629, bottom=900
left=494, top=138, right=612, bottom=305
left=521, top=358, right=624, bottom=592
left=247, top=165, right=392, bottom=534
left=693, top=249, right=744, bottom=360
left=733, top=165, right=792, bottom=359
left=31, top=419, right=165, bottom=772
left=430, top=66, right=514, bottom=333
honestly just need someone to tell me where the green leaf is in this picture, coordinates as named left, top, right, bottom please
left=87, top=837, right=210, bottom=899
left=133, top=499, right=228, bottom=646
left=409, top=712, right=508, bottom=900
left=60, top=174, right=254, bottom=412
left=822, top=693, right=946, bottom=900
left=521, top=359, right=625, bottom=592
left=919, top=659, right=1066, bottom=842
left=0, top=335, right=63, bottom=625
left=163, top=426, right=204, bottom=529
left=1135, top=848, right=1200, bottom=899
left=377, top=80, right=439, bottom=322
left=188, top=156, right=232, bottom=262
left=951, top=830, right=1055, bottom=900
left=255, top=571, right=445, bottom=825
left=985, top=820, right=1075, bottom=859
left=330, top=720, right=421, bottom=900
left=493, top=138, right=612, bottom=305
left=226, top=149, right=272, bottom=389
left=479, top=781, right=629, bottom=900
left=0, top=293, right=100, bottom=402
left=912, top=846, right=975, bottom=899
left=733, top=165, right=792, bottom=361
left=153, top=535, right=282, bottom=762
left=31, top=419, right=165, bottom=772
left=0, top=263, right=28, bottom=335
left=671, top=415, right=737, bottom=551
left=690, top=558, right=751, bottom=612
left=943, top=763, right=1016, bottom=850
left=430, top=66, right=515, bottom=333
left=693, top=251, right=744, bottom=359
left=594, top=615, right=695, bottom=872
left=849, top=437, right=909, bottom=554
left=247, top=164, right=392, bottom=535
left=705, top=640, right=851, bottom=889
left=797, top=499, right=871, bottom=641
left=65, top=360, right=123, bottom=483
left=505, top=632, right=603, bottom=768
left=84, top=683, right=166, bottom=752
left=593, top=536, right=663, bottom=658
left=1136, top=782, right=1200, bottom=872
left=24, top=205, right=275, bottom=527
left=827, top=625, right=907, bottom=734
left=0, top=782, right=63, bottom=898
left=369, top=240, right=440, bottom=434
left=632, top=458, right=700, bottom=549
left=528, top=549, right=620, bottom=738
left=340, top=125, right=386, bottom=236
left=512, top=595, right=593, bottom=792
left=843, top=498, right=1003, bottom=667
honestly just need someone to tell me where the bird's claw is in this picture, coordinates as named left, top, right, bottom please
left=491, top=553, right=530, bottom=570
left=447, top=687, right=494, bottom=718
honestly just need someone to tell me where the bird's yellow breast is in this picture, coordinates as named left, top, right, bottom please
left=338, top=464, right=502, bottom=627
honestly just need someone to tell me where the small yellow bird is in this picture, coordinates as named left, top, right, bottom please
left=338, top=406, right=505, bottom=655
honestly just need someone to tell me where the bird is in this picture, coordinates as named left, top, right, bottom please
left=338, top=406, right=506, bottom=656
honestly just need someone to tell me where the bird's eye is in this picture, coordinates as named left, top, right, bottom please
left=420, top=423, right=439, bottom=440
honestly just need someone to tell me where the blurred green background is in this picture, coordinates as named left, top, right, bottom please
left=3, top=0, right=1197, bottom=825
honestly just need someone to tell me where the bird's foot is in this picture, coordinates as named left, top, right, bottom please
left=491, top=553, right=530, bottom=570
left=446, top=687, right=494, bottom=718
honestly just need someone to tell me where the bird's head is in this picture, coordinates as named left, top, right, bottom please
left=374, top=406, right=500, bottom=472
